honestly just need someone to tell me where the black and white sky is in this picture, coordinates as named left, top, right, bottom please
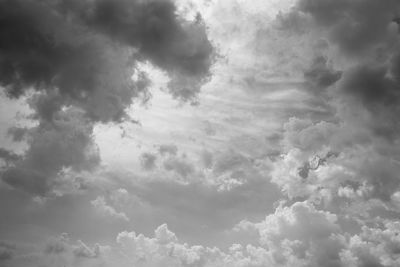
left=1, top=0, right=400, bottom=266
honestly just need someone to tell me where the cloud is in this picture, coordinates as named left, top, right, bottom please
left=45, top=233, right=70, bottom=254
left=0, top=0, right=214, bottom=110
left=304, top=56, right=342, bottom=91
left=91, top=196, right=130, bottom=222
left=257, top=202, right=342, bottom=266
left=4, top=1, right=400, bottom=266
left=158, top=144, right=178, bottom=156
left=140, top=152, right=158, bottom=171
left=0, top=241, right=16, bottom=261
left=266, top=0, right=400, bottom=207
left=16, top=233, right=106, bottom=267
left=293, top=0, right=400, bottom=54
left=2, top=108, right=99, bottom=196
left=10, top=212, right=400, bottom=267
left=163, top=157, right=195, bottom=179
left=73, top=0, right=215, bottom=102
left=7, top=126, right=29, bottom=142
left=73, top=240, right=101, bottom=259
left=0, top=148, right=20, bottom=165
left=231, top=200, right=400, bottom=267
left=115, top=224, right=218, bottom=267
left=0, top=0, right=214, bottom=196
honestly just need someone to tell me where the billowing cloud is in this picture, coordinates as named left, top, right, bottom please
left=9, top=214, right=400, bottom=267
left=287, top=0, right=400, bottom=55
left=3, top=0, right=400, bottom=266
left=0, top=0, right=214, bottom=196
left=2, top=107, right=99, bottom=195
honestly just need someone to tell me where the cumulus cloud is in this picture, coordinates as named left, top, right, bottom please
left=10, top=214, right=400, bottom=267
left=0, top=0, right=214, bottom=196
left=2, top=108, right=99, bottom=195
left=4, top=1, right=400, bottom=266
left=232, top=201, right=400, bottom=267
left=267, top=0, right=400, bottom=206
left=0, top=0, right=214, bottom=106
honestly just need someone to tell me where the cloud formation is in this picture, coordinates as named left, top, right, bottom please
left=3, top=0, right=400, bottom=267
left=91, top=195, right=130, bottom=222
left=0, top=0, right=214, bottom=196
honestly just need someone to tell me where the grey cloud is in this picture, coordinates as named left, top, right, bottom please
left=163, top=157, right=194, bottom=179
left=212, top=150, right=250, bottom=175
left=130, top=177, right=281, bottom=238
left=296, top=0, right=400, bottom=54
left=0, top=0, right=141, bottom=123
left=158, top=144, right=178, bottom=156
left=45, top=233, right=69, bottom=254
left=274, top=0, right=400, bottom=205
left=336, top=56, right=400, bottom=139
left=304, top=56, right=342, bottom=90
left=0, top=148, right=20, bottom=165
left=201, top=150, right=213, bottom=169
left=140, top=152, right=158, bottom=171
left=60, top=0, right=215, bottom=102
left=2, top=108, right=99, bottom=196
left=0, top=0, right=214, bottom=116
left=73, top=241, right=100, bottom=259
left=0, top=0, right=214, bottom=196
left=7, top=126, right=29, bottom=142
left=298, top=151, right=338, bottom=179
left=339, top=64, right=397, bottom=107
left=0, top=241, right=16, bottom=261
left=233, top=201, right=400, bottom=267
left=91, top=196, right=130, bottom=221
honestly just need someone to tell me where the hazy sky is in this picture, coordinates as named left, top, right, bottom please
left=1, top=0, right=400, bottom=266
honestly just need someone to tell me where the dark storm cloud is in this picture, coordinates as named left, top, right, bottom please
left=304, top=56, right=342, bottom=90
left=0, top=0, right=214, bottom=111
left=272, top=0, right=400, bottom=207
left=336, top=56, right=400, bottom=140
left=339, top=64, right=398, bottom=107
left=80, top=0, right=214, bottom=97
left=296, top=0, right=400, bottom=54
left=0, top=0, right=141, bottom=123
left=0, top=0, right=214, bottom=195
left=2, top=108, right=100, bottom=195
left=283, top=0, right=400, bottom=138
left=0, top=241, right=16, bottom=261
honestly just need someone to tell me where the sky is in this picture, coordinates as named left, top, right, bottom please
left=1, top=0, right=400, bottom=266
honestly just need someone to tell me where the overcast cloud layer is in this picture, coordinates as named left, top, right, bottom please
left=1, top=0, right=400, bottom=267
